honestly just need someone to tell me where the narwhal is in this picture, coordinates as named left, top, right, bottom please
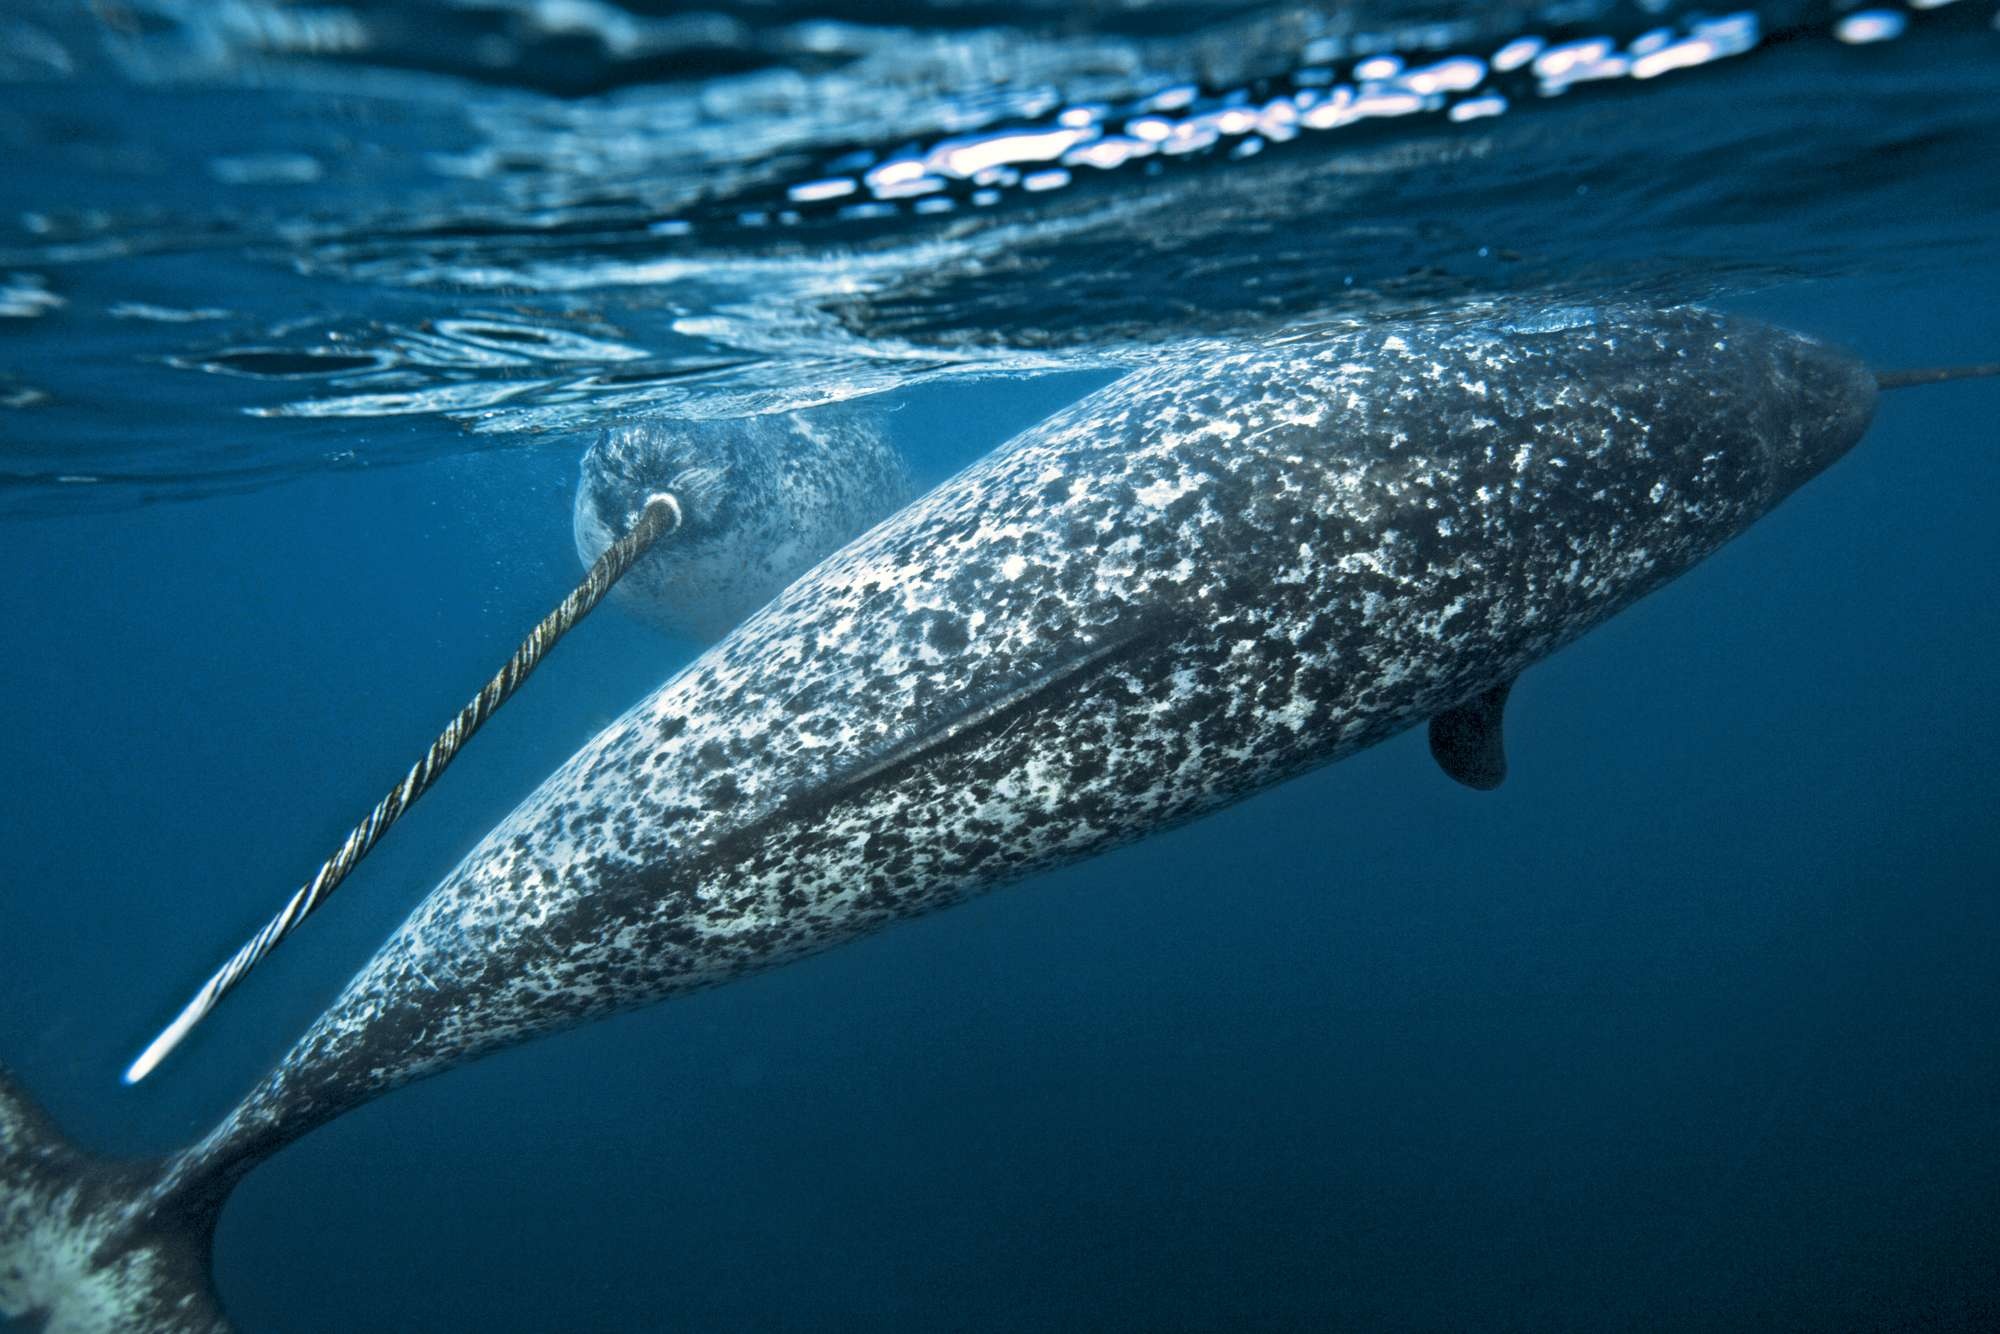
left=572, top=407, right=913, bottom=641
left=2, top=303, right=1986, bottom=1333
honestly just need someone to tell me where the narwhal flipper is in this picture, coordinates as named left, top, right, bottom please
left=1, top=1064, right=234, bottom=1333
left=1428, top=679, right=1514, bottom=790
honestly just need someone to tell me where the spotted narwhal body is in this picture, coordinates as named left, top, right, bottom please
left=2, top=304, right=1907, bottom=1332
left=573, top=409, right=912, bottom=641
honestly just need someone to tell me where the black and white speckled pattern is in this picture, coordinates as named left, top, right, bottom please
left=145, top=304, right=1875, bottom=1205
left=573, top=409, right=912, bottom=641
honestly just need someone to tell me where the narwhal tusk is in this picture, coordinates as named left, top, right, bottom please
left=124, top=493, right=683, bottom=1086
left=1876, top=363, right=2000, bottom=391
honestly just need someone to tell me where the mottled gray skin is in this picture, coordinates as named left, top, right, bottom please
left=2, top=304, right=1878, bottom=1333
left=2, top=1079, right=225, bottom=1332
left=574, top=409, right=912, bottom=641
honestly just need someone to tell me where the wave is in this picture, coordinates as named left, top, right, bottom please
left=1, top=0, right=1995, bottom=514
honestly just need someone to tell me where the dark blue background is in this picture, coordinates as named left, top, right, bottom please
left=2, top=276, right=1997, bottom=1331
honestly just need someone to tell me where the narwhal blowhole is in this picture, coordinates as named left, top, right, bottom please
left=574, top=406, right=913, bottom=641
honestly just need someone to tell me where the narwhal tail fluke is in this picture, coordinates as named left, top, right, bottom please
left=1, top=1063, right=232, bottom=1334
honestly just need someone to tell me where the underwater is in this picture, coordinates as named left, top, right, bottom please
left=2, top=1, right=1998, bottom=1330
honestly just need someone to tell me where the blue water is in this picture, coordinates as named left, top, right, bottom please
left=3, top=3, right=2000, bottom=1330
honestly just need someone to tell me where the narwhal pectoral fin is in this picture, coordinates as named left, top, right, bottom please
left=826, top=618, right=1163, bottom=802
left=1427, top=679, right=1514, bottom=791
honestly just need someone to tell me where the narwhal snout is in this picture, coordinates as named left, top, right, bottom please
left=575, top=425, right=709, bottom=568
left=1760, top=329, right=1880, bottom=499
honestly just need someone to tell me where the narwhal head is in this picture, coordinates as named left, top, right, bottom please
left=1320, top=302, right=1897, bottom=791
left=573, top=409, right=911, bottom=641
left=1713, top=311, right=1880, bottom=504
left=1481, top=303, right=1880, bottom=519
left=1138, top=301, right=1895, bottom=795
left=575, top=420, right=737, bottom=558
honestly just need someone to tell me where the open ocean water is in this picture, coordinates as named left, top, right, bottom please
left=1, top=2, right=1998, bottom=1330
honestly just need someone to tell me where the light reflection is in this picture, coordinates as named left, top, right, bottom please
left=1533, top=38, right=1619, bottom=80
left=0, top=274, right=63, bottom=319
left=55, top=0, right=1985, bottom=492
left=746, top=4, right=1831, bottom=224
left=787, top=178, right=857, bottom=204
left=1632, top=37, right=1722, bottom=79
left=1354, top=90, right=1427, bottom=118
left=1836, top=11, right=1909, bottom=43
left=1397, top=57, right=1487, bottom=95
left=875, top=175, right=947, bottom=200
left=1259, top=110, right=1299, bottom=143
left=929, top=127, right=1096, bottom=178
left=64, top=0, right=1978, bottom=350
left=864, top=158, right=928, bottom=191
left=1159, top=122, right=1221, bottom=155
left=1492, top=37, right=1544, bottom=73
left=1141, top=84, right=1198, bottom=112
left=1447, top=94, right=1509, bottom=123
left=1299, top=88, right=1357, bottom=130
left=1064, top=137, right=1152, bottom=170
